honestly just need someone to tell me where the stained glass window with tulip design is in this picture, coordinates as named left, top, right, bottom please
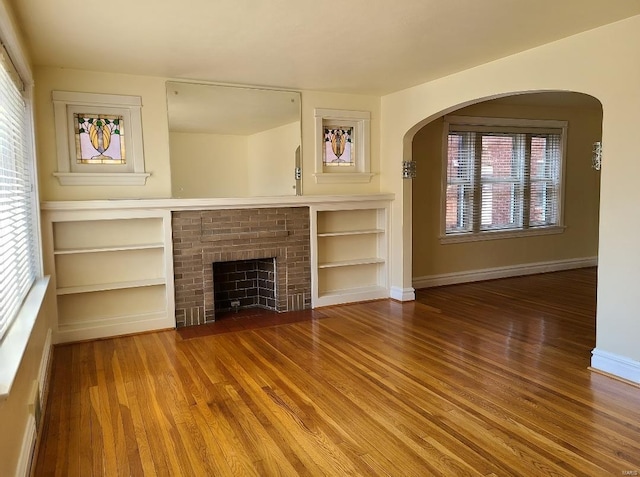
left=74, top=113, right=126, bottom=164
left=323, top=126, right=354, bottom=166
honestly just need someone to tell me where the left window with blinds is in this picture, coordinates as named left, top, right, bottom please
left=0, top=44, right=39, bottom=341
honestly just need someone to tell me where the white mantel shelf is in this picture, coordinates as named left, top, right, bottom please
left=41, top=194, right=395, bottom=211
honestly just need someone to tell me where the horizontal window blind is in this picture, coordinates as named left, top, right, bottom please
left=529, top=134, right=561, bottom=227
left=445, top=132, right=474, bottom=233
left=0, top=45, right=37, bottom=341
left=445, top=121, right=563, bottom=236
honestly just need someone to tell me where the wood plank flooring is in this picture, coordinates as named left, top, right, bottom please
left=35, top=268, right=640, bottom=476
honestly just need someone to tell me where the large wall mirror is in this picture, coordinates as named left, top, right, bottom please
left=166, top=82, right=301, bottom=198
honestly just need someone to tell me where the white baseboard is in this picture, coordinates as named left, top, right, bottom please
left=390, top=286, right=415, bottom=302
left=55, top=312, right=173, bottom=343
left=591, top=348, right=640, bottom=384
left=16, top=414, right=36, bottom=477
left=413, top=256, right=598, bottom=289
left=315, top=286, right=389, bottom=308
left=16, top=328, right=53, bottom=477
left=38, top=328, right=53, bottom=410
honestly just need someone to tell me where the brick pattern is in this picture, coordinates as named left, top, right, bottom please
left=172, top=207, right=311, bottom=327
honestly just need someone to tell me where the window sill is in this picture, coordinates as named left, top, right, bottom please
left=53, top=172, right=150, bottom=186
left=0, top=276, right=50, bottom=400
left=313, top=172, right=374, bottom=184
left=439, top=226, right=566, bottom=244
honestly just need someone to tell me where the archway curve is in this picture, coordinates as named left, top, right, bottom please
left=400, top=89, right=603, bottom=293
left=400, top=89, right=603, bottom=160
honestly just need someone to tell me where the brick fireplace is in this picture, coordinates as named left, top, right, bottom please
left=172, top=207, right=311, bottom=327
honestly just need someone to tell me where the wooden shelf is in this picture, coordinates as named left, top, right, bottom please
left=318, top=257, right=385, bottom=269
left=54, top=243, right=164, bottom=255
left=56, top=277, right=166, bottom=295
left=317, top=229, right=384, bottom=237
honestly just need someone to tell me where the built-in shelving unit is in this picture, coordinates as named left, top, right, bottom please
left=41, top=194, right=394, bottom=340
left=41, top=209, right=175, bottom=343
left=310, top=201, right=390, bottom=307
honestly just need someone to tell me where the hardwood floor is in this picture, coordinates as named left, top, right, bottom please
left=35, top=268, right=640, bottom=476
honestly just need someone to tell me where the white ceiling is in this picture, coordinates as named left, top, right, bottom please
left=10, top=0, right=640, bottom=95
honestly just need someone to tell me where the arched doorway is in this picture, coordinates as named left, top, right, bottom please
left=408, top=91, right=602, bottom=288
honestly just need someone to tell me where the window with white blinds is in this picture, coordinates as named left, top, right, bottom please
left=443, top=116, right=566, bottom=240
left=0, top=45, right=38, bottom=341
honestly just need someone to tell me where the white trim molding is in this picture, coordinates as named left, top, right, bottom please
left=38, top=328, right=53, bottom=410
left=440, top=225, right=566, bottom=244
left=52, top=91, right=148, bottom=185
left=591, top=348, right=640, bottom=385
left=413, top=256, right=597, bottom=289
left=41, top=193, right=395, bottom=212
left=390, top=286, right=415, bottom=302
left=16, top=414, right=36, bottom=477
left=314, top=172, right=374, bottom=184
left=52, top=172, right=150, bottom=186
left=0, top=277, right=50, bottom=400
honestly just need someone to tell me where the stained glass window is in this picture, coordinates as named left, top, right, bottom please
left=74, top=113, right=126, bottom=164
left=323, top=126, right=354, bottom=166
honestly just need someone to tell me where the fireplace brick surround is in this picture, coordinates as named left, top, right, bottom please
left=172, top=207, right=311, bottom=327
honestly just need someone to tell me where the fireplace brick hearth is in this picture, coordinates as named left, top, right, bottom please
left=172, top=207, right=311, bottom=327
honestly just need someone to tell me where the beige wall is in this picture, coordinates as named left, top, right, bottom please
left=381, top=15, right=640, bottom=363
left=412, top=98, right=602, bottom=278
left=35, top=66, right=173, bottom=201
left=170, top=132, right=249, bottom=197
left=247, top=121, right=299, bottom=196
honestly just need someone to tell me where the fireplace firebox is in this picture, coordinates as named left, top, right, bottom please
left=213, top=258, right=276, bottom=313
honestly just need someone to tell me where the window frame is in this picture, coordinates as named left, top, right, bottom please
left=313, top=108, right=374, bottom=184
left=0, top=4, right=47, bottom=400
left=440, top=115, right=568, bottom=244
left=52, top=91, right=149, bottom=185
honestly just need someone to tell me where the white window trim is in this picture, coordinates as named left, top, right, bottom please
left=440, top=115, right=568, bottom=244
left=313, top=108, right=373, bottom=183
left=0, top=1, right=48, bottom=400
left=440, top=225, right=566, bottom=244
left=52, top=91, right=150, bottom=186
left=0, top=278, right=49, bottom=400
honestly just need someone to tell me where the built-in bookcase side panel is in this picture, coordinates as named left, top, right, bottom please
left=44, top=210, right=175, bottom=343
left=376, top=208, right=389, bottom=289
left=311, top=201, right=390, bottom=307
